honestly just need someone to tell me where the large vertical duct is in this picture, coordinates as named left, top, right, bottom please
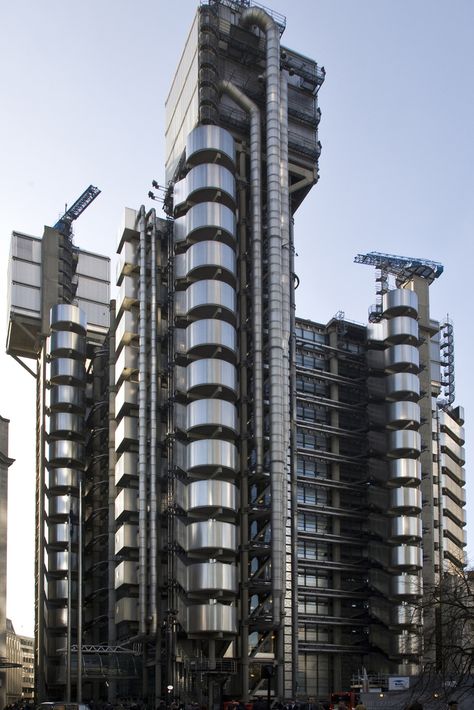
left=138, top=206, right=148, bottom=635
left=149, top=210, right=158, bottom=634
left=218, top=80, right=264, bottom=474
left=240, top=5, right=286, bottom=633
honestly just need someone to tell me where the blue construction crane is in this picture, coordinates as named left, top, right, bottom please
left=53, top=184, right=101, bottom=237
left=354, top=250, right=443, bottom=285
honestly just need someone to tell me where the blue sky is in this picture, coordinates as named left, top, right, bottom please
left=1, top=0, right=473, bottom=636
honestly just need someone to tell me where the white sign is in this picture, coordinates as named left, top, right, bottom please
left=388, top=677, right=410, bottom=691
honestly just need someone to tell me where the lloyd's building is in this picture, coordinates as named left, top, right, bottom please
left=6, top=0, right=466, bottom=705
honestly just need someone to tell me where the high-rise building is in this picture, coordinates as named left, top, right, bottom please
left=6, top=0, right=466, bottom=705
left=0, top=417, right=15, bottom=710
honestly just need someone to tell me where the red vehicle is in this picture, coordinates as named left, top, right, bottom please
left=329, top=691, right=359, bottom=710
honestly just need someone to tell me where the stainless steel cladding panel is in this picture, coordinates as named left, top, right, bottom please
left=392, top=633, right=422, bottom=655
left=392, top=604, right=422, bottom=626
left=50, top=304, right=87, bottom=333
left=440, top=433, right=466, bottom=465
left=115, top=597, right=138, bottom=623
left=115, top=309, right=139, bottom=349
left=186, top=359, right=238, bottom=397
left=47, top=607, right=70, bottom=629
left=439, top=409, right=465, bottom=446
left=115, top=346, right=139, bottom=384
left=48, top=440, right=85, bottom=466
left=116, top=240, right=138, bottom=285
left=440, top=454, right=465, bottom=485
left=391, top=573, right=422, bottom=597
left=186, top=439, right=238, bottom=474
left=386, top=401, right=421, bottom=429
left=174, top=203, right=236, bottom=244
left=115, top=523, right=138, bottom=554
left=391, top=545, right=423, bottom=569
left=48, top=494, right=78, bottom=518
left=50, top=358, right=86, bottom=385
left=186, top=562, right=238, bottom=594
left=49, top=385, right=85, bottom=412
left=186, top=125, right=236, bottom=169
left=48, top=467, right=80, bottom=490
left=385, top=316, right=419, bottom=345
left=115, top=451, right=138, bottom=487
left=47, top=551, right=78, bottom=573
left=174, top=164, right=236, bottom=211
left=385, top=373, right=420, bottom=401
left=387, top=430, right=422, bottom=457
left=389, top=458, right=422, bottom=484
left=186, top=319, right=237, bottom=357
left=178, top=479, right=239, bottom=513
left=48, top=579, right=72, bottom=600
left=185, top=602, right=238, bottom=634
left=390, top=487, right=422, bottom=512
left=49, top=331, right=86, bottom=358
left=115, top=380, right=139, bottom=418
left=182, top=520, right=238, bottom=553
left=385, top=344, right=420, bottom=373
left=183, top=241, right=236, bottom=283
left=185, top=280, right=237, bottom=322
left=117, top=274, right=139, bottom=313
left=115, top=560, right=138, bottom=589
left=186, top=399, right=238, bottom=434
left=115, top=416, right=138, bottom=453
left=48, top=413, right=84, bottom=438
left=391, top=516, right=422, bottom=541
left=48, top=522, right=74, bottom=545
left=383, top=289, right=418, bottom=317
left=115, top=487, right=138, bottom=520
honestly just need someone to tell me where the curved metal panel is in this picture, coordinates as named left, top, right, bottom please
left=115, top=452, right=138, bottom=487
left=49, top=385, right=85, bottom=413
left=186, top=399, right=238, bottom=435
left=391, top=545, right=423, bottom=569
left=388, top=458, right=422, bottom=484
left=47, top=550, right=78, bottom=573
left=186, top=562, right=238, bottom=594
left=184, top=520, right=238, bottom=554
left=50, top=304, right=87, bottom=334
left=115, top=560, right=138, bottom=589
left=50, top=358, right=86, bottom=385
left=49, top=331, right=86, bottom=358
left=385, top=316, right=419, bottom=345
left=383, top=289, right=418, bottom=317
left=115, top=597, right=138, bottom=623
left=48, top=579, right=76, bottom=600
left=186, top=125, right=236, bottom=169
left=186, top=439, right=238, bottom=474
left=391, top=573, right=422, bottom=597
left=48, top=467, right=80, bottom=490
left=48, top=440, right=85, bottom=466
left=47, top=494, right=78, bottom=519
left=178, top=479, right=239, bottom=513
left=184, top=241, right=236, bottom=284
left=186, top=602, right=238, bottom=634
left=186, top=359, right=237, bottom=398
left=392, top=633, right=422, bottom=655
left=48, top=522, right=75, bottom=546
left=386, top=401, right=420, bottom=429
left=115, top=488, right=138, bottom=521
left=48, top=412, right=84, bottom=439
left=174, top=203, right=236, bottom=245
left=391, top=516, right=422, bottom=541
left=386, top=373, right=420, bottom=401
left=392, top=603, right=421, bottom=627
left=185, top=280, right=237, bottom=322
left=186, top=319, right=237, bottom=360
left=174, top=164, right=236, bottom=212
left=387, top=430, right=421, bottom=457
left=390, top=487, right=422, bottom=512
left=48, top=606, right=68, bottom=629
left=385, top=344, right=420, bottom=373
left=115, top=523, right=138, bottom=554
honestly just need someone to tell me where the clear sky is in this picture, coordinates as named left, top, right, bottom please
left=1, top=0, right=473, bottom=637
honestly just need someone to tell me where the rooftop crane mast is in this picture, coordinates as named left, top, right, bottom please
left=53, top=184, right=101, bottom=238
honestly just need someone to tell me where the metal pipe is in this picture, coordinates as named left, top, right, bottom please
left=77, top=474, right=82, bottom=702
left=240, top=6, right=285, bottom=633
left=218, top=80, right=264, bottom=474
left=107, top=301, right=117, bottom=703
left=150, top=209, right=158, bottom=634
left=138, top=205, right=148, bottom=635
left=66, top=504, right=72, bottom=702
